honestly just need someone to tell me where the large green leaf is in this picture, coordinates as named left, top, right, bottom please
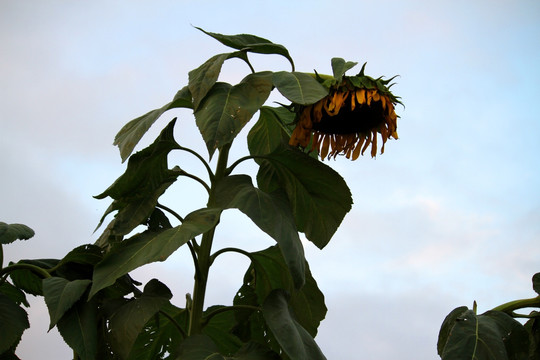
left=262, top=289, right=326, bottom=360
left=194, top=72, right=273, bottom=158
left=248, top=246, right=328, bottom=336
left=114, top=86, right=192, bottom=162
left=524, top=316, right=540, bottom=360
left=56, top=298, right=98, bottom=360
left=108, top=279, right=172, bottom=360
left=42, top=277, right=92, bottom=329
left=243, top=246, right=326, bottom=337
left=188, top=52, right=252, bottom=110
left=57, top=244, right=103, bottom=267
left=0, top=294, right=29, bottom=354
left=96, top=119, right=181, bottom=238
left=195, top=27, right=295, bottom=70
left=127, top=303, right=188, bottom=360
left=0, top=222, right=34, bottom=244
left=438, top=307, right=530, bottom=360
left=233, top=342, right=281, bottom=359
left=257, top=147, right=352, bottom=249
left=203, top=305, right=243, bottom=355
left=214, top=175, right=305, bottom=289
left=247, top=106, right=295, bottom=157
left=272, top=72, right=328, bottom=105
left=90, top=207, right=220, bottom=298
left=175, top=334, right=224, bottom=360
left=0, top=282, right=29, bottom=307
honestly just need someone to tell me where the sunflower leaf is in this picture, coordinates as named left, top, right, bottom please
left=126, top=303, right=188, bottom=360
left=195, top=27, right=295, bottom=70
left=257, top=146, right=352, bottom=249
left=89, top=207, right=221, bottom=298
left=243, top=245, right=326, bottom=336
left=114, top=87, right=192, bottom=162
left=272, top=72, right=328, bottom=105
left=56, top=298, right=99, bottom=360
left=0, top=222, right=35, bottom=244
left=95, top=119, right=181, bottom=239
left=42, top=277, right=92, bottom=330
left=0, top=294, right=29, bottom=354
left=247, top=106, right=296, bottom=157
left=262, top=289, right=326, bottom=360
left=108, top=279, right=173, bottom=360
left=194, top=72, right=273, bottom=159
left=213, top=175, right=305, bottom=289
left=188, top=52, right=253, bottom=110
left=437, top=307, right=530, bottom=359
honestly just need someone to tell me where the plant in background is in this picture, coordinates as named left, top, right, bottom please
left=438, top=273, right=540, bottom=360
left=0, top=29, right=403, bottom=359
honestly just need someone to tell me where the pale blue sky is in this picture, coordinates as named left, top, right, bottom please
left=1, top=1, right=539, bottom=359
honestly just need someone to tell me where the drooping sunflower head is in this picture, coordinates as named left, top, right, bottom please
left=289, top=60, right=402, bottom=160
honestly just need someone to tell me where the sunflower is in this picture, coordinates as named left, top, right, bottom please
left=289, top=64, right=401, bottom=160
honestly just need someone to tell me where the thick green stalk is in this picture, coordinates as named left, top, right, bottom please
left=491, top=296, right=540, bottom=315
left=188, top=144, right=231, bottom=335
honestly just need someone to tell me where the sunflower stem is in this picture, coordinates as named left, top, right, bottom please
left=188, top=143, right=231, bottom=335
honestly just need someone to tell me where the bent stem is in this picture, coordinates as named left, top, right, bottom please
left=188, top=144, right=231, bottom=336
left=491, top=296, right=540, bottom=316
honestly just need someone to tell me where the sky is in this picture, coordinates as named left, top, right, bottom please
left=1, top=0, right=539, bottom=359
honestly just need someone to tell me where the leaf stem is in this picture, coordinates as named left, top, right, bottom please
left=0, top=263, right=52, bottom=279
left=178, top=145, right=215, bottom=182
left=159, top=309, right=187, bottom=338
left=157, top=202, right=185, bottom=223
left=210, top=247, right=253, bottom=265
left=202, top=305, right=260, bottom=326
left=491, top=296, right=540, bottom=315
left=179, top=169, right=211, bottom=194
left=225, top=154, right=267, bottom=176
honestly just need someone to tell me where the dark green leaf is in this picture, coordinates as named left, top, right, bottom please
left=203, top=305, right=243, bottom=355
left=438, top=308, right=529, bottom=360
left=8, top=259, right=58, bottom=296
left=0, top=294, right=29, bottom=354
left=330, top=57, right=357, bottom=83
left=0, top=350, right=21, bottom=360
left=90, top=207, right=220, bottom=297
left=56, top=298, right=98, bottom=360
left=194, top=72, right=273, bottom=158
left=247, top=106, right=295, bottom=157
left=272, top=72, right=328, bottom=105
left=257, top=147, right=352, bottom=249
left=175, top=334, right=225, bottom=360
left=189, top=52, right=246, bottom=110
left=214, top=175, right=305, bottom=289
left=108, top=279, right=172, bottom=360
left=533, top=273, right=540, bottom=295
left=437, top=306, right=468, bottom=356
left=58, top=244, right=103, bottom=267
left=524, top=315, right=540, bottom=360
left=42, top=277, right=92, bottom=329
left=0, top=282, right=28, bottom=307
left=245, top=246, right=326, bottom=337
left=0, top=222, right=34, bottom=244
left=195, top=27, right=294, bottom=70
left=233, top=342, right=280, bottom=359
left=114, top=87, right=193, bottom=162
left=96, top=119, right=182, bottom=238
left=262, top=289, right=326, bottom=360
left=127, top=303, right=188, bottom=360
